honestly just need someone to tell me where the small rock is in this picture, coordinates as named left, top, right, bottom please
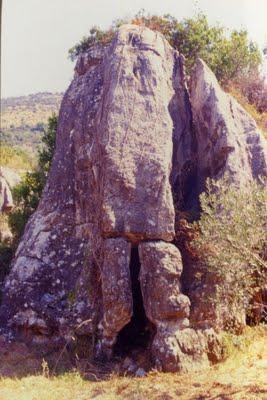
left=122, top=357, right=138, bottom=374
left=135, top=368, right=146, bottom=378
left=41, top=293, right=56, bottom=305
left=122, top=356, right=133, bottom=369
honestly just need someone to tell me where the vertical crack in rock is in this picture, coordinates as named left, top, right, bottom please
left=114, top=246, right=154, bottom=356
left=169, top=54, right=199, bottom=213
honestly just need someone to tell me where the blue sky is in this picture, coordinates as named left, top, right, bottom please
left=2, top=0, right=267, bottom=97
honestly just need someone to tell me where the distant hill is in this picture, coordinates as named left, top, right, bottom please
left=0, top=92, right=62, bottom=154
left=1, top=92, right=62, bottom=129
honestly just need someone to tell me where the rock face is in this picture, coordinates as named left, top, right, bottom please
left=0, top=167, right=21, bottom=241
left=190, top=59, right=267, bottom=187
left=0, top=167, right=20, bottom=213
left=98, top=27, right=176, bottom=242
left=0, top=176, right=13, bottom=213
left=0, top=25, right=266, bottom=372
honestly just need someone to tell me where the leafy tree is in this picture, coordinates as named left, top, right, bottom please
left=172, top=17, right=261, bottom=83
left=8, top=114, right=57, bottom=242
left=68, top=12, right=262, bottom=86
left=68, top=27, right=115, bottom=62
left=192, top=177, right=267, bottom=323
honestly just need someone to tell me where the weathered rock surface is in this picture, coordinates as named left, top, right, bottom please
left=0, top=167, right=21, bottom=242
left=190, top=59, right=267, bottom=188
left=99, top=26, right=176, bottom=242
left=0, top=167, right=20, bottom=213
left=0, top=176, right=13, bottom=213
left=97, top=238, right=132, bottom=358
left=139, top=241, right=189, bottom=324
left=0, top=24, right=266, bottom=372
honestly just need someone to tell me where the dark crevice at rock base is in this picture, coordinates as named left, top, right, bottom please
left=114, top=246, right=155, bottom=356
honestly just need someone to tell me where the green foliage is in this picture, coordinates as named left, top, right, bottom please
left=0, top=215, right=13, bottom=300
left=8, top=115, right=57, bottom=242
left=0, top=241, right=13, bottom=280
left=192, top=177, right=267, bottom=315
left=38, top=114, right=57, bottom=174
left=8, top=171, right=45, bottom=241
left=172, top=16, right=261, bottom=83
left=68, top=12, right=262, bottom=86
left=68, top=27, right=115, bottom=61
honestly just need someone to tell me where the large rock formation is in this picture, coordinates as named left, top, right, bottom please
left=0, top=25, right=266, bottom=372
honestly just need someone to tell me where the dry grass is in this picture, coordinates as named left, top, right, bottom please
left=0, top=326, right=266, bottom=400
left=1, top=93, right=62, bottom=130
left=1, top=104, right=57, bottom=130
left=0, top=145, right=36, bottom=172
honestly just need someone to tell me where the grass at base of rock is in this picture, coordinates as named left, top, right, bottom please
left=0, top=326, right=266, bottom=400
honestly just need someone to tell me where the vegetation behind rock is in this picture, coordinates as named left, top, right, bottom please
left=191, top=177, right=267, bottom=326
left=0, top=115, right=57, bottom=290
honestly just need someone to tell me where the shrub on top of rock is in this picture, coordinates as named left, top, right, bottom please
left=68, top=11, right=262, bottom=88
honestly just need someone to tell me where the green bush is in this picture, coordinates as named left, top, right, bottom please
left=38, top=114, right=57, bottom=174
left=171, top=17, right=261, bottom=83
left=68, top=12, right=262, bottom=86
left=0, top=241, right=13, bottom=301
left=192, top=176, right=267, bottom=320
left=68, top=26, right=116, bottom=62
left=8, top=114, right=57, bottom=243
left=0, top=215, right=13, bottom=300
left=0, top=242, right=13, bottom=280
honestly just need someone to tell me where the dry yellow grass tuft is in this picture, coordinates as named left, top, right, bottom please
left=0, top=326, right=266, bottom=400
